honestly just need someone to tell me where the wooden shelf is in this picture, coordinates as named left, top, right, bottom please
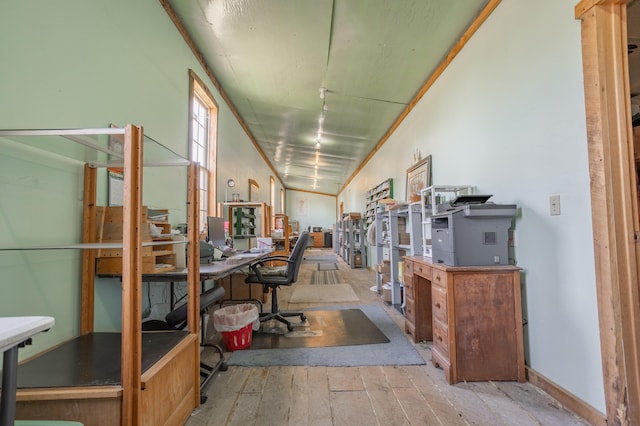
left=2, top=126, right=202, bottom=425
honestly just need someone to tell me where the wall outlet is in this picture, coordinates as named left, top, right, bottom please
left=550, top=195, right=561, bottom=216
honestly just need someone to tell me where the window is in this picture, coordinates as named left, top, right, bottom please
left=280, top=188, right=285, bottom=214
left=189, top=70, right=218, bottom=236
left=270, top=176, right=275, bottom=212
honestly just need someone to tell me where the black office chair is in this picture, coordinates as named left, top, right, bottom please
left=245, top=231, right=310, bottom=331
left=142, top=285, right=227, bottom=402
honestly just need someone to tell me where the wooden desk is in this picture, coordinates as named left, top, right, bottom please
left=403, top=256, right=525, bottom=384
left=143, top=251, right=272, bottom=282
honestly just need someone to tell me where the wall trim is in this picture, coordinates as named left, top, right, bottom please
left=527, top=368, right=606, bottom=426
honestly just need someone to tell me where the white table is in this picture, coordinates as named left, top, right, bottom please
left=0, top=316, right=54, bottom=426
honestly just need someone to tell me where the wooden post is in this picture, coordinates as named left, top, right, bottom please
left=121, top=124, right=143, bottom=425
left=576, top=0, right=640, bottom=423
left=81, top=164, right=97, bottom=335
left=187, top=162, right=201, bottom=406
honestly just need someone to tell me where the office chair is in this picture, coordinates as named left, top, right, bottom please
left=244, top=231, right=310, bottom=331
left=142, top=285, right=227, bottom=402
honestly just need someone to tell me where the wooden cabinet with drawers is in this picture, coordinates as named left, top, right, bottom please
left=310, top=232, right=324, bottom=248
left=404, top=256, right=525, bottom=384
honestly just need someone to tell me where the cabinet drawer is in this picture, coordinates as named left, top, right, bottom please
left=404, top=297, right=416, bottom=323
left=432, top=285, right=447, bottom=324
left=404, top=260, right=414, bottom=277
left=432, top=269, right=447, bottom=288
left=404, top=275, right=414, bottom=299
left=433, top=320, right=449, bottom=357
left=414, top=262, right=431, bottom=279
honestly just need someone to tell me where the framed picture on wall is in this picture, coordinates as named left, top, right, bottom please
left=405, top=155, right=432, bottom=202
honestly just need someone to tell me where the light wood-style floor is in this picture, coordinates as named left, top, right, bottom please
left=188, top=249, right=589, bottom=426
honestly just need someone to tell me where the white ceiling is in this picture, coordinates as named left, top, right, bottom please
left=164, top=0, right=491, bottom=195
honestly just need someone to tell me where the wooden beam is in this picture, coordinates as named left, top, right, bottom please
left=121, top=124, right=143, bottom=425
left=160, top=0, right=284, bottom=188
left=187, top=161, right=201, bottom=408
left=81, top=164, right=97, bottom=335
left=577, top=1, right=640, bottom=423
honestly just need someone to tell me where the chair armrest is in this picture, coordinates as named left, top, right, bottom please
left=248, top=255, right=291, bottom=268
left=248, top=258, right=295, bottom=281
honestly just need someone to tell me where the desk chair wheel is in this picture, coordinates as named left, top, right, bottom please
left=300, top=313, right=306, bottom=322
left=219, top=361, right=228, bottom=371
left=287, top=323, right=294, bottom=332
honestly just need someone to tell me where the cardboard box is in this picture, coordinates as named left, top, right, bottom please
left=354, top=254, right=362, bottom=265
left=376, top=261, right=390, bottom=273
left=219, top=273, right=268, bottom=303
left=256, top=237, right=273, bottom=250
left=345, top=212, right=362, bottom=220
left=382, top=283, right=393, bottom=303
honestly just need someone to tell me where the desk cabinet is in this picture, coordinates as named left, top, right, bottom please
left=404, top=257, right=525, bottom=384
left=310, top=232, right=324, bottom=248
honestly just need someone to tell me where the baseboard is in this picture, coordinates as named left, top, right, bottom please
left=527, top=367, right=606, bottom=425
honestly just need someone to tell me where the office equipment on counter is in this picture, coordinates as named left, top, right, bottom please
left=207, top=216, right=239, bottom=259
left=431, top=195, right=516, bottom=266
left=200, top=240, right=215, bottom=263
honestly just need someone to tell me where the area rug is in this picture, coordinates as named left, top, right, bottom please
left=248, top=308, right=389, bottom=350
left=310, top=270, right=340, bottom=284
left=303, top=255, right=339, bottom=264
left=227, top=305, right=426, bottom=367
left=317, top=262, right=339, bottom=271
left=289, top=284, right=359, bottom=303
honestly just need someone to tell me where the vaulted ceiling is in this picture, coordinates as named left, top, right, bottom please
left=164, top=0, right=493, bottom=195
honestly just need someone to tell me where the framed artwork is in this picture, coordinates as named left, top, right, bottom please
left=405, top=155, right=432, bottom=202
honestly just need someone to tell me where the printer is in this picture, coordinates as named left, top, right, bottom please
left=199, top=240, right=215, bottom=263
left=431, top=195, right=516, bottom=266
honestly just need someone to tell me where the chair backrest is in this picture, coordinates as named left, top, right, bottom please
left=286, top=231, right=310, bottom=282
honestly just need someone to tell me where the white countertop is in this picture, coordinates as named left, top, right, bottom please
left=0, top=316, right=55, bottom=353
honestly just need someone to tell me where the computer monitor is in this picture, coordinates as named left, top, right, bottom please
left=206, top=216, right=227, bottom=248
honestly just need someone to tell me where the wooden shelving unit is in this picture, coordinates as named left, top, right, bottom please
left=364, top=178, right=393, bottom=229
left=94, top=206, right=177, bottom=274
left=340, top=216, right=366, bottom=268
left=223, top=202, right=270, bottom=250
left=0, top=126, right=201, bottom=425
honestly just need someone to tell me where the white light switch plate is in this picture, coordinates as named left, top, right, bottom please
left=550, top=195, right=561, bottom=216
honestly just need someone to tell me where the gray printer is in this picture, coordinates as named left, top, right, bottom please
left=431, top=195, right=516, bottom=266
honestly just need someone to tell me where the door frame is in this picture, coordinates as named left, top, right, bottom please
left=576, top=0, right=640, bottom=423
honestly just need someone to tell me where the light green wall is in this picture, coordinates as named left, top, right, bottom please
left=341, top=0, right=604, bottom=413
left=286, top=190, right=337, bottom=232
left=0, top=0, right=275, bottom=359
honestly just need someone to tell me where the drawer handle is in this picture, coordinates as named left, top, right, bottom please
left=435, top=302, right=441, bottom=309
left=435, top=275, right=441, bottom=281
left=437, top=335, right=443, bottom=342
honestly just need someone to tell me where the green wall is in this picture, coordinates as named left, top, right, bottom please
left=0, top=0, right=273, bottom=359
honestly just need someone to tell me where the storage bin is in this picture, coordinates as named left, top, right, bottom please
left=220, top=323, right=253, bottom=351
left=213, top=303, right=259, bottom=351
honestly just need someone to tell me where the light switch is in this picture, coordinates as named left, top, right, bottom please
left=550, top=195, right=561, bottom=216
